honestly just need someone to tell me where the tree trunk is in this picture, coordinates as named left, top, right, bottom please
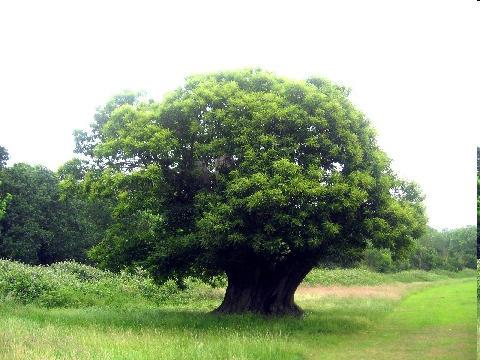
left=213, top=261, right=313, bottom=316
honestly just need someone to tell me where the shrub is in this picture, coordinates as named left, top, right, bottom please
left=0, top=259, right=220, bottom=308
left=363, top=247, right=394, bottom=273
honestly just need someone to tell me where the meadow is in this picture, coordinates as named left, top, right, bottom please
left=0, top=260, right=476, bottom=359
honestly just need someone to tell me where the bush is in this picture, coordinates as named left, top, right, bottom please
left=0, top=259, right=220, bottom=308
left=363, top=247, right=394, bottom=273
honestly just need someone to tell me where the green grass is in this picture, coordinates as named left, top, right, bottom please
left=0, top=278, right=475, bottom=359
left=314, top=278, right=477, bottom=359
left=0, top=294, right=395, bottom=359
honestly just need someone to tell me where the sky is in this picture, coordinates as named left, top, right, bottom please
left=0, top=0, right=479, bottom=230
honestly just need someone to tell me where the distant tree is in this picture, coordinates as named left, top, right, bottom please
left=0, top=164, right=61, bottom=263
left=0, top=146, right=12, bottom=220
left=57, top=158, right=112, bottom=260
left=0, top=145, right=8, bottom=169
left=406, top=226, right=476, bottom=270
left=57, top=158, right=87, bottom=181
left=442, top=226, right=476, bottom=269
left=408, top=229, right=444, bottom=270
left=477, top=147, right=480, bottom=173
left=0, top=163, right=98, bottom=264
left=0, top=188, right=10, bottom=221
left=78, top=69, right=427, bottom=316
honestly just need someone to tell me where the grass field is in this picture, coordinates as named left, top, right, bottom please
left=0, top=261, right=476, bottom=359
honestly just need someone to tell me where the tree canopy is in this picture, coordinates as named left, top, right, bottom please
left=408, top=226, right=476, bottom=271
left=0, top=162, right=103, bottom=264
left=0, top=145, right=8, bottom=169
left=76, top=69, right=427, bottom=315
left=0, top=146, right=12, bottom=220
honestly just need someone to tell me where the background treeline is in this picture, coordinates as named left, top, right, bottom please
left=362, top=226, right=476, bottom=272
left=0, top=146, right=110, bottom=264
left=0, top=144, right=476, bottom=272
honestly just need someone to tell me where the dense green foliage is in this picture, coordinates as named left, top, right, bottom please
left=57, top=158, right=112, bottom=260
left=0, top=145, right=10, bottom=220
left=361, top=226, right=477, bottom=272
left=0, top=186, right=10, bottom=221
left=362, top=244, right=395, bottom=272
left=0, top=145, right=8, bottom=169
left=0, top=259, right=215, bottom=308
left=75, top=70, right=427, bottom=298
left=408, top=226, right=476, bottom=270
left=0, top=162, right=100, bottom=264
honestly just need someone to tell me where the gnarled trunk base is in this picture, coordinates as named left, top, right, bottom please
left=213, top=262, right=312, bottom=317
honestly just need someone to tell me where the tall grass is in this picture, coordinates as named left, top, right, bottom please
left=477, top=259, right=480, bottom=300
left=0, top=260, right=218, bottom=308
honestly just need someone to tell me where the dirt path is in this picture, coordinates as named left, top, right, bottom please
left=296, top=283, right=424, bottom=300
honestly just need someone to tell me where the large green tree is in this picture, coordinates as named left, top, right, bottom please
left=78, top=69, right=426, bottom=315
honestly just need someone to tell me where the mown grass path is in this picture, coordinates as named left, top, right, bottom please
left=312, top=278, right=477, bottom=359
left=0, top=278, right=475, bottom=359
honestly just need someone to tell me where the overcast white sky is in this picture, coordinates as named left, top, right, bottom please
left=0, top=0, right=478, bottom=230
